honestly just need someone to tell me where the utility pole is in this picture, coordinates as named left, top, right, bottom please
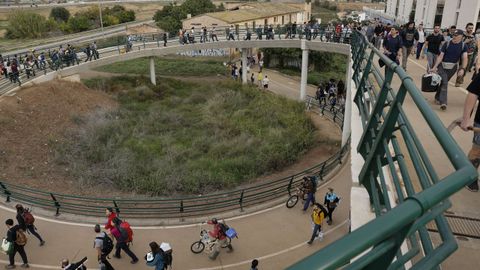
left=98, top=0, right=104, bottom=36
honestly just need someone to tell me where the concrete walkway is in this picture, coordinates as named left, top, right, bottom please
left=0, top=70, right=351, bottom=270
left=378, top=55, right=480, bottom=269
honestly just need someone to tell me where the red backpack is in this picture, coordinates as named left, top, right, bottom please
left=120, top=221, right=133, bottom=243
left=22, top=209, right=35, bottom=225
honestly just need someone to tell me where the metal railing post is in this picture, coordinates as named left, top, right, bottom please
left=287, top=176, right=294, bottom=196
left=239, top=190, right=244, bottom=212
left=319, top=162, right=327, bottom=180
left=50, top=193, right=60, bottom=216
left=0, top=182, right=11, bottom=202
left=113, top=200, right=120, bottom=215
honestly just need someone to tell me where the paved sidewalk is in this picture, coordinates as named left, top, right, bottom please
left=379, top=55, right=480, bottom=269
left=0, top=71, right=351, bottom=270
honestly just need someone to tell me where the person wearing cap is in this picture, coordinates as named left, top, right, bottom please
left=431, top=29, right=468, bottom=111
left=324, top=188, right=340, bottom=225
left=145, top=242, right=164, bottom=270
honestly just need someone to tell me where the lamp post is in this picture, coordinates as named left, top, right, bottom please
left=98, top=0, right=104, bottom=36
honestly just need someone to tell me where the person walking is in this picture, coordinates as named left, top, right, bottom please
left=111, top=218, right=138, bottom=264
left=105, top=207, right=117, bottom=231
left=257, top=72, right=263, bottom=88
left=250, top=73, right=255, bottom=84
left=302, top=176, right=316, bottom=212
left=5, top=219, right=29, bottom=269
left=460, top=59, right=480, bottom=192
left=15, top=204, right=45, bottom=246
left=250, top=259, right=259, bottom=270
left=456, top=23, right=479, bottom=86
left=414, top=23, right=425, bottom=60
left=307, top=203, right=326, bottom=245
left=207, top=218, right=233, bottom=260
left=400, top=22, right=416, bottom=71
left=262, top=75, right=269, bottom=90
left=94, top=224, right=115, bottom=270
left=431, top=29, right=468, bottom=111
left=163, top=33, right=167, bottom=47
left=324, top=188, right=340, bottom=225
left=145, top=242, right=164, bottom=270
left=421, top=24, right=444, bottom=71
left=382, top=26, right=403, bottom=67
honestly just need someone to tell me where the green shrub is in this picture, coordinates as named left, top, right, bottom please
left=68, top=15, right=91, bottom=33
left=5, top=11, right=52, bottom=39
left=50, top=7, right=70, bottom=22
left=61, top=77, right=316, bottom=195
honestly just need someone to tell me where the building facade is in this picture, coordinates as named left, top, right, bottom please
left=182, top=2, right=311, bottom=30
left=386, top=0, right=480, bottom=30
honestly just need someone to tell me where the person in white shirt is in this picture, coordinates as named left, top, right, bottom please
left=262, top=75, right=269, bottom=89
left=415, top=23, right=426, bottom=59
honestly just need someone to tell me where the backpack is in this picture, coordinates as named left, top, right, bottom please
left=309, top=176, right=318, bottom=192
left=22, top=209, right=35, bottom=225
left=96, top=232, right=114, bottom=256
left=120, top=221, right=133, bottom=243
left=15, top=229, right=27, bottom=246
left=160, top=242, right=172, bottom=269
left=162, top=249, right=173, bottom=269
left=444, top=40, right=465, bottom=61
left=218, top=222, right=229, bottom=237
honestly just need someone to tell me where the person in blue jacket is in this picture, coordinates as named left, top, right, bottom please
left=145, top=242, right=164, bottom=270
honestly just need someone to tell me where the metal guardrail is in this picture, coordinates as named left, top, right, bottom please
left=0, top=103, right=347, bottom=218
left=287, top=31, right=478, bottom=269
left=0, top=25, right=353, bottom=96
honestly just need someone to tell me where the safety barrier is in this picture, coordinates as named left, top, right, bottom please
left=287, top=31, right=478, bottom=269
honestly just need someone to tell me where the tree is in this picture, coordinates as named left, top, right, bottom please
left=6, top=11, right=50, bottom=39
left=68, top=15, right=91, bottom=33
left=50, top=7, right=70, bottom=22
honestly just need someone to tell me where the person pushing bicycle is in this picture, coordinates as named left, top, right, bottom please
left=207, top=218, right=233, bottom=260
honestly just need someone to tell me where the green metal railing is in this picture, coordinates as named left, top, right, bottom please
left=288, top=31, right=478, bottom=269
left=0, top=103, right=347, bottom=219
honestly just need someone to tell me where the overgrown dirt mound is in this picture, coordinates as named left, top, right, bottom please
left=0, top=80, right=118, bottom=195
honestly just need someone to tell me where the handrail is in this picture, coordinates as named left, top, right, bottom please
left=287, top=30, right=477, bottom=269
left=0, top=100, right=347, bottom=218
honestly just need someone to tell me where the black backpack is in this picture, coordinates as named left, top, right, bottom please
left=218, top=222, right=229, bottom=237
left=96, top=233, right=114, bottom=256
left=162, top=249, right=173, bottom=269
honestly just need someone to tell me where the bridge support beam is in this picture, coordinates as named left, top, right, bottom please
left=149, top=56, right=156, bottom=85
left=300, top=44, right=309, bottom=101
left=241, top=48, right=248, bottom=84
left=342, top=53, right=353, bottom=147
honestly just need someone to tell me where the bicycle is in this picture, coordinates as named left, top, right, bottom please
left=190, top=223, right=232, bottom=254
left=286, top=186, right=307, bottom=208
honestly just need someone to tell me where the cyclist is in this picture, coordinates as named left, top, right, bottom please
left=207, top=218, right=233, bottom=260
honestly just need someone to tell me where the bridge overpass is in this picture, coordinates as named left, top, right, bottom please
left=0, top=33, right=478, bottom=269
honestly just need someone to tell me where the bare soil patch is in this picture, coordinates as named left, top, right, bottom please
left=0, top=79, right=340, bottom=197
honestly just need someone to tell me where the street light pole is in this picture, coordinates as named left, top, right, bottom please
left=98, top=0, right=104, bottom=36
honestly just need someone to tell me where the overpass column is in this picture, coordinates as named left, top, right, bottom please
left=300, top=40, right=309, bottom=100
left=241, top=48, right=248, bottom=84
left=342, top=53, right=353, bottom=147
left=149, top=56, right=156, bottom=85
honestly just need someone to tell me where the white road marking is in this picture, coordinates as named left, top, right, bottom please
left=0, top=219, right=349, bottom=270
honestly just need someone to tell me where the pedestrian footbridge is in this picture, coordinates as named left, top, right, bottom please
left=0, top=33, right=476, bottom=269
